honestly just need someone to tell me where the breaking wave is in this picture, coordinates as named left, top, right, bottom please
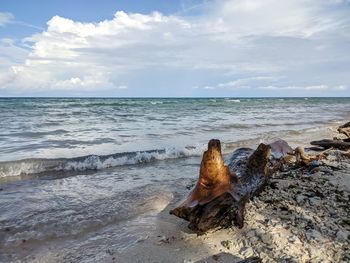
left=226, top=99, right=241, bottom=103
left=0, top=146, right=204, bottom=178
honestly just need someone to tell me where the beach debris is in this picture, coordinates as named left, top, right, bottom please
left=157, top=235, right=170, bottom=244
left=310, top=139, right=350, bottom=151
left=294, top=146, right=327, bottom=166
left=310, top=121, right=350, bottom=151
left=221, top=240, right=234, bottom=250
left=338, top=121, right=350, bottom=138
left=168, top=124, right=350, bottom=261
left=170, top=139, right=293, bottom=233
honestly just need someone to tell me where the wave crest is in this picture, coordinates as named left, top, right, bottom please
left=0, top=146, right=204, bottom=178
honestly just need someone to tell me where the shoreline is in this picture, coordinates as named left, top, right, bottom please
left=110, top=125, right=350, bottom=263
left=0, top=122, right=349, bottom=263
left=0, top=119, right=343, bottom=180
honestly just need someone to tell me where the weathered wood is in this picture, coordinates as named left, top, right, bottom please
left=338, top=127, right=350, bottom=138
left=337, top=121, right=350, bottom=139
left=339, top=121, right=350, bottom=129
left=310, top=139, right=350, bottom=150
left=294, top=146, right=327, bottom=166
left=342, top=151, right=350, bottom=158
left=170, top=139, right=292, bottom=233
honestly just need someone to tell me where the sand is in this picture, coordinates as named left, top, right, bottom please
left=3, top=125, right=350, bottom=263
left=105, top=129, right=350, bottom=263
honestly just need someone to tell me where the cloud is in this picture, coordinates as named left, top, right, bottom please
left=1, top=0, right=350, bottom=96
left=259, top=85, right=332, bottom=91
left=216, top=76, right=281, bottom=89
left=0, top=12, right=14, bottom=26
left=335, top=85, right=347, bottom=90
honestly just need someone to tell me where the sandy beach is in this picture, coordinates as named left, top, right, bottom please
left=1, top=123, right=349, bottom=263
left=106, top=127, right=350, bottom=263
left=2, top=0, right=350, bottom=262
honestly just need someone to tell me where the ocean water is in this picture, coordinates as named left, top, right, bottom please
left=0, top=97, right=349, bottom=177
left=0, top=97, right=349, bottom=262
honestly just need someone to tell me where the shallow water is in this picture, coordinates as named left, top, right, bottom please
left=0, top=157, right=200, bottom=262
left=0, top=97, right=349, bottom=262
left=0, top=97, right=349, bottom=177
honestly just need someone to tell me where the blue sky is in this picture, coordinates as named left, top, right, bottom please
left=1, top=0, right=350, bottom=97
left=1, top=1, right=184, bottom=36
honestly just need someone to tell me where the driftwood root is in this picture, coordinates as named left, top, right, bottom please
left=170, top=139, right=291, bottom=233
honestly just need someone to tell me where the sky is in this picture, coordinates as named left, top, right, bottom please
left=1, top=0, right=350, bottom=97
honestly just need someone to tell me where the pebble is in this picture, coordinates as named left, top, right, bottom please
left=158, top=236, right=170, bottom=244
left=309, top=197, right=321, bottom=206
left=221, top=240, right=233, bottom=250
left=336, top=230, right=349, bottom=241
left=239, top=246, right=254, bottom=257
left=288, top=235, right=297, bottom=243
left=260, top=233, right=272, bottom=244
left=246, top=230, right=256, bottom=238
left=296, top=195, right=306, bottom=204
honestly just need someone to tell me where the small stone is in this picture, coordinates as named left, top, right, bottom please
left=336, top=230, right=349, bottom=241
left=239, top=239, right=249, bottom=247
left=296, top=195, right=306, bottom=204
left=239, top=247, right=254, bottom=257
left=246, top=230, right=256, bottom=238
left=270, top=219, right=279, bottom=226
left=288, top=235, right=297, bottom=243
left=305, top=230, right=322, bottom=241
left=309, top=197, right=321, bottom=206
left=136, top=235, right=149, bottom=242
left=260, top=233, right=272, bottom=244
left=221, top=240, right=233, bottom=250
left=158, top=236, right=170, bottom=244
left=249, top=237, right=259, bottom=243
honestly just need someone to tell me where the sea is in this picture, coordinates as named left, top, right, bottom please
left=0, top=97, right=349, bottom=262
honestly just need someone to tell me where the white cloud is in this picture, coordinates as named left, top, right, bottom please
left=0, top=12, right=14, bottom=26
left=0, top=0, right=350, bottom=96
left=217, top=76, right=281, bottom=88
left=334, top=85, right=347, bottom=90
left=259, top=85, right=330, bottom=91
left=203, top=86, right=216, bottom=90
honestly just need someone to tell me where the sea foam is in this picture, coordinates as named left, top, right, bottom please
left=0, top=146, right=204, bottom=178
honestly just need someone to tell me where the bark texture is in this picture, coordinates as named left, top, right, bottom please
left=170, top=139, right=292, bottom=233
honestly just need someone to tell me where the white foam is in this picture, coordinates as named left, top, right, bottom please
left=227, top=99, right=241, bottom=103
left=150, top=101, right=163, bottom=105
left=0, top=146, right=205, bottom=177
left=63, top=147, right=203, bottom=171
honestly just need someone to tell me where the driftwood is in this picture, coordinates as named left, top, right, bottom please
left=310, top=139, right=350, bottom=151
left=294, top=146, right=327, bottom=166
left=338, top=121, right=350, bottom=138
left=343, top=151, right=350, bottom=158
left=170, top=139, right=292, bottom=233
left=305, top=122, right=350, bottom=154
